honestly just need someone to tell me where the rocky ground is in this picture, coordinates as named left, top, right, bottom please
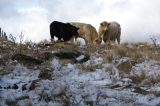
left=0, top=38, right=160, bottom=106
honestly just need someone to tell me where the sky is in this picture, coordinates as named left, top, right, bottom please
left=0, top=0, right=160, bottom=43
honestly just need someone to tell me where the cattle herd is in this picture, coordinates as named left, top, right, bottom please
left=50, top=20, right=121, bottom=45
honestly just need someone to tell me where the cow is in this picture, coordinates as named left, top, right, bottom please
left=98, top=21, right=121, bottom=45
left=70, top=22, right=100, bottom=44
left=50, top=21, right=79, bottom=42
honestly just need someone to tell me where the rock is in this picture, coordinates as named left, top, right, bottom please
left=40, top=52, right=54, bottom=60
left=133, top=86, right=149, bottom=95
left=22, top=84, right=27, bottom=91
left=85, top=100, right=94, bottom=106
left=117, top=59, right=136, bottom=74
left=17, top=98, right=32, bottom=106
left=139, top=79, right=152, bottom=87
left=6, top=95, right=30, bottom=106
left=109, top=84, right=122, bottom=89
left=5, top=99, right=17, bottom=106
left=7, top=85, right=11, bottom=89
left=44, top=43, right=55, bottom=46
left=11, top=54, right=43, bottom=65
left=12, top=84, right=18, bottom=89
left=38, top=68, right=52, bottom=80
left=53, top=49, right=90, bottom=63
left=16, top=96, right=29, bottom=101
left=39, top=49, right=90, bottom=63
left=53, top=49, right=81, bottom=59
left=29, top=80, right=39, bottom=91
left=0, top=59, right=5, bottom=66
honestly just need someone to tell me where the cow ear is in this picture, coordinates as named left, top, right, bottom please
left=100, top=22, right=103, bottom=26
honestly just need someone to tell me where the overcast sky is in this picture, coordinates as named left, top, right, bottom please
left=0, top=0, right=160, bottom=43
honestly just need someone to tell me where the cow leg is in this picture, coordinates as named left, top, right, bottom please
left=67, top=37, right=75, bottom=44
left=103, top=37, right=107, bottom=43
left=84, top=38, right=89, bottom=45
left=107, top=35, right=111, bottom=45
left=106, top=35, right=112, bottom=49
left=74, top=37, right=78, bottom=44
left=71, top=37, right=75, bottom=42
left=99, top=35, right=102, bottom=44
left=51, top=38, right=54, bottom=42
left=85, top=35, right=90, bottom=45
left=58, top=37, right=61, bottom=41
left=50, top=35, right=54, bottom=42
left=117, top=36, right=120, bottom=45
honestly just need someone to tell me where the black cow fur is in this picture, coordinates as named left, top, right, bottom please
left=50, top=21, right=79, bottom=42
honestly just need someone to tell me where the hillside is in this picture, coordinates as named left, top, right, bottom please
left=0, top=38, right=160, bottom=106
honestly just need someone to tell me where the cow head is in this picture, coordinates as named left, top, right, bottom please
left=100, top=21, right=109, bottom=32
left=98, top=21, right=110, bottom=43
left=70, top=26, right=79, bottom=38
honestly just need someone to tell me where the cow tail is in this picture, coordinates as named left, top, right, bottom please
left=117, top=25, right=121, bottom=44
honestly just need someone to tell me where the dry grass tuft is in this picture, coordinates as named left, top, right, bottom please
left=115, top=47, right=128, bottom=57
left=129, top=71, right=146, bottom=84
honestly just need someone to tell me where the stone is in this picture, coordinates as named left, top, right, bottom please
left=117, top=60, right=134, bottom=74
left=29, top=80, right=39, bottom=91
left=40, top=52, right=54, bottom=60
left=53, top=49, right=90, bottom=63
left=11, top=54, right=43, bottom=65
left=22, top=84, right=27, bottom=91
left=12, top=84, right=18, bottom=89
left=38, top=68, right=52, bottom=80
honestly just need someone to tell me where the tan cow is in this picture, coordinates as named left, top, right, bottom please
left=70, top=22, right=100, bottom=44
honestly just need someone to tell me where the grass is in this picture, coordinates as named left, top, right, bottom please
left=153, top=91, right=160, bottom=97
left=115, top=47, right=128, bottom=57
left=0, top=40, right=160, bottom=78
left=0, top=38, right=159, bottom=74
left=0, top=39, right=159, bottom=73
left=2, top=38, right=159, bottom=62
left=129, top=71, right=146, bottom=84
left=0, top=69, right=10, bottom=75
left=148, top=75, right=160, bottom=84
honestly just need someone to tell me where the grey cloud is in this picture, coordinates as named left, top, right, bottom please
left=38, top=0, right=103, bottom=22
left=0, top=0, right=35, bottom=18
left=0, top=0, right=160, bottom=43
left=99, top=0, right=160, bottom=42
left=0, top=1, right=18, bottom=18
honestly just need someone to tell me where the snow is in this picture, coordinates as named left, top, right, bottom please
left=76, top=55, right=85, bottom=61
left=1, top=56, right=160, bottom=105
left=76, top=38, right=86, bottom=47
left=50, top=58, right=62, bottom=71
left=90, top=79, right=112, bottom=86
left=131, top=60, right=160, bottom=80
left=84, top=56, right=103, bottom=67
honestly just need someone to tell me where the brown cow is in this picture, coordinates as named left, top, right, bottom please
left=70, top=22, right=100, bottom=44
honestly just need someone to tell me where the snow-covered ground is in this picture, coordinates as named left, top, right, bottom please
left=1, top=55, right=160, bottom=106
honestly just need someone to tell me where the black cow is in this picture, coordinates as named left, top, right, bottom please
left=50, top=21, right=79, bottom=42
